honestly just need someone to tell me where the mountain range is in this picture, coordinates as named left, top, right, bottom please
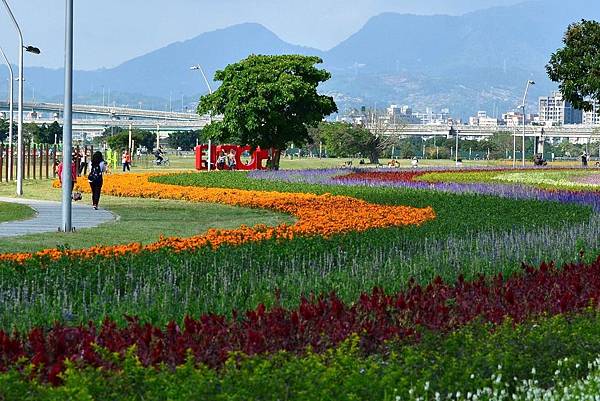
left=2, top=0, right=600, bottom=119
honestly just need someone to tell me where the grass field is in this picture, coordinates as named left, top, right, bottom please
left=0, top=201, right=35, bottom=223
left=126, top=153, right=592, bottom=171
left=0, top=179, right=293, bottom=253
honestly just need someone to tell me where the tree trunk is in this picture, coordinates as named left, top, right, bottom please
left=369, top=150, right=380, bottom=165
left=270, top=148, right=282, bottom=170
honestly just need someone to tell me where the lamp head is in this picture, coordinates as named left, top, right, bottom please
left=528, top=80, right=535, bottom=85
left=24, top=46, right=41, bottom=55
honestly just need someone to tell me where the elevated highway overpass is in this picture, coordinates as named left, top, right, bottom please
left=0, top=101, right=204, bottom=122
left=28, top=118, right=209, bottom=135
left=368, top=123, right=600, bottom=141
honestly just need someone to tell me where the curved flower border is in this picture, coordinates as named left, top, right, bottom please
left=0, top=173, right=435, bottom=263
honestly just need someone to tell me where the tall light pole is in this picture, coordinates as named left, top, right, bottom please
left=190, top=65, right=213, bottom=94
left=2, top=0, right=40, bottom=196
left=61, top=0, right=73, bottom=232
left=521, top=80, right=535, bottom=166
left=0, top=46, right=14, bottom=180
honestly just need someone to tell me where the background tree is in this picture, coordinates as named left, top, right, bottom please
left=167, top=130, right=203, bottom=151
left=319, top=122, right=373, bottom=158
left=198, top=54, right=337, bottom=169
left=32, top=122, right=62, bottom=144
left=105, top=128, right=156, bottom=151
left=547, top=20, right=600, bottom=111
left=0, top=119, right=9, bottom=143
left=23, top=123, right=39, bottom=144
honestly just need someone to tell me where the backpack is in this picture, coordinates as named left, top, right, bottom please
left=88, top=165, right=102, bottom=185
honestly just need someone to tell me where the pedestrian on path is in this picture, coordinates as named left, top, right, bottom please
left=122, top=150, right=131, bottom=172
left=88, top=151, right=107, bottom=210
left=57, top=154, right=78, bottom=199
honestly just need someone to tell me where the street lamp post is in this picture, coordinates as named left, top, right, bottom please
left=61, top=0, right=74, bottom=232
left=1, top=0, right=40, bottom=196
left=190, top=65, right=213, bottom=94
left=0, top=46, right=14, bottom=180
left=521, top=80, right=535, bottom=166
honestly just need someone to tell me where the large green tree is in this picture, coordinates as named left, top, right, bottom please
left=197, top=54, right=337, bottom=169
left=547, top=20, right=600, bottom=111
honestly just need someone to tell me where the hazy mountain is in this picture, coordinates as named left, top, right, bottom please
left=3, top=0, right=600, bottom=118
left=323, top=0, right=600, bottom=117
left=1, top=23, right=322, bottom=107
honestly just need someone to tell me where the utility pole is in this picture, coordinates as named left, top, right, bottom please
left=61, top=0, right=74, bottom=232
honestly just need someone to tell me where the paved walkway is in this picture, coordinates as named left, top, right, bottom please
left=0, top=197, right=116, bottom=237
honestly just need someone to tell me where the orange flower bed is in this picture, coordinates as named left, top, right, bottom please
left=0, top=173, right=435, bottom=263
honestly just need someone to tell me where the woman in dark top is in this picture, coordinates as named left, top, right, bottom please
left=88, top=151, right=107, bottom=210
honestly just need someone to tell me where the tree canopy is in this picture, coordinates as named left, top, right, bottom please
left=0, top=119, right=10, bottom=143
left=547, top=19, right=600, bottom=112
left=197, top=54, right=337, bottom=169
left=167, top=130, right=203, bottom=151
left=101, top=127, right=156, bottom=151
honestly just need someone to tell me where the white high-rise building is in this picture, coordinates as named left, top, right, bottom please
left=539, top=92, right=582, bottom=125
left=583, top=100, right=600, bottom=125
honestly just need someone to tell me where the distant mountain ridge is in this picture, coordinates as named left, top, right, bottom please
left=3, top=0, right=600, bottom=118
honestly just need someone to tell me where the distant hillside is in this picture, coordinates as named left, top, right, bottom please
left=4, top=0, right=600, bottom=118
left=5, top=23, right=323, bottom=103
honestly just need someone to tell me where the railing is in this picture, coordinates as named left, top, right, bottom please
left=0, top=144, right=94, bottom=182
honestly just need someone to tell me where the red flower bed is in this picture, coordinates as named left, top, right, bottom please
left=338, top=170, right=427, bottom=183
left=2, top=256, right=600, bottom=384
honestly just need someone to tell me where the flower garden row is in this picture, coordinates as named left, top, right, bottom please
left=0, top=169, right=599, bottom=398
left=1, top=255, right=600, bottom=385
left=5, top=311, right=600, bottom=399
left=0, top=173, right=434, bottom=263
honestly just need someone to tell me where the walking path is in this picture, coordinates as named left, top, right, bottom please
left=0, top=197, right=115, bottom=237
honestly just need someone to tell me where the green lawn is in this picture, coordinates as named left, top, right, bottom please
left=0, top=180, right=294, bottom=254
left=124, top=153, right=591, bottom=171
left=0, top=201, right=35, bottom=223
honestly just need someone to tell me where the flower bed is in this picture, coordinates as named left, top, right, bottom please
left=0, top=173, right=434, bottom=263
left=2, top=255, right=600, bottom=384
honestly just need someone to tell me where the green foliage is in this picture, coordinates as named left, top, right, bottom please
left=318, top=122, right=376, bottom=159
left=166, top=130, right=202, bottom=151
left=197, top=54, right=338, bottom=169
left=3, top=312, right=600, bottom=400
left=547, top=19, right=600, bottom=112
left=105, top=128, right=156, bottom=151
left=0, top=118, right=10, bottom=143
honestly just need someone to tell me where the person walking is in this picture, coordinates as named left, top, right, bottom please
left=88, top=151, right=107, bottom=210
left=122, top=150, right=131, bottom=172
left=57, top=152, right=78, bottom=200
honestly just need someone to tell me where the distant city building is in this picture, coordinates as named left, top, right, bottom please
left=538, top=92, right=582, bottom=125
left=412, top=107, right=451, bottom=125
left=582, top=100, right=600, bottom=125
left=387, top=104, right=421, bottom=124
left=502, top=111, right=524, bottom=127
left=469, top=111, right=499, bottom=126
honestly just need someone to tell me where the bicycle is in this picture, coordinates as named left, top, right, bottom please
left=152, top=157, right=170, bottom=167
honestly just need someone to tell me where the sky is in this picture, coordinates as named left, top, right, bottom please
left=0, top=0, right=524, bottom=71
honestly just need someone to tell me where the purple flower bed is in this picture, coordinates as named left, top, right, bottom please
left=248, top=168, right=600, bottom=211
